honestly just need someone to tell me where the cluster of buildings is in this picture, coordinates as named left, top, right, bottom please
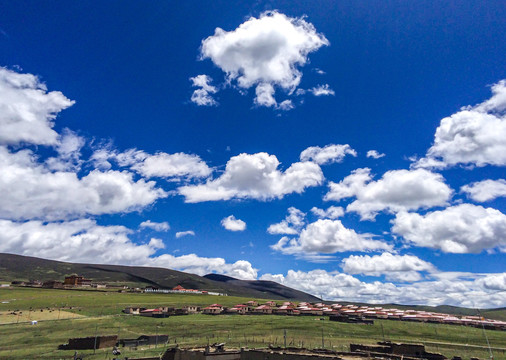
left=11, top=274, right=106, bottom=289
left=124, top=300, right=506, bottom=331
left=144, top=285, right=226, bottom=296
left=324, top=304, right=506, bottom=331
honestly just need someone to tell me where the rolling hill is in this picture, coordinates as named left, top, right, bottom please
left=0, top=253, right=319, bottom=301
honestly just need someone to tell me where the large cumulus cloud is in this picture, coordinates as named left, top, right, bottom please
left=193, top=11, right=329, bottom=109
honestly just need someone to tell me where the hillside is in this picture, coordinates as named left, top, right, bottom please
left=203, top=273, right=320, bottom=302
left=0, top=253, right=319, bottom=301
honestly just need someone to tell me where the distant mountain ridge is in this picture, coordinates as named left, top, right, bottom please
left=0, top=253, right=319, bottom=301
left=203, top=273, right=319, bottom=301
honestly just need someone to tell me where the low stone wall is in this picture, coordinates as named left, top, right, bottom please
left=60, top=335, right=118, bottom=350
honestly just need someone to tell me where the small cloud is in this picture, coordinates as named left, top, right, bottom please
left=366, top=150, right=386, bottom=159
left=190, top=75, right=218, bottom=106
left=221, top=215, right=247, bottom=231
left=300, top=144, right=356, bottom=165
left=308, top=84, right=334, bottom=96
left=310, top=206, right=344, bottom=219
left=278, top=100, right=294, bottom=111
left=176, top=230, right=195, bottom=238
left=267, top=207, right=306, bottom=235
left=140, top=220, right=170, bottom=232
left=148, top=238, right=165, bottom=250
left=461, top=179, right=506, bottom=202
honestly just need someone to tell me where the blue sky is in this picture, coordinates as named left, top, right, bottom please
left=1, top=1, right=506, bottom=307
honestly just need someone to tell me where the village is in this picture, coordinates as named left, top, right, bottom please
left=125, top=285, right=506, bottom=332
left=7, top=276, right=506, bottom=332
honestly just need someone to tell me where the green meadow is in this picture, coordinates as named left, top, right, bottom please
left=0, top=287, right=505, bottom=360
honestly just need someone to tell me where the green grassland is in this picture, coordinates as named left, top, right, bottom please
left=0, top=287, right=505, bottom=360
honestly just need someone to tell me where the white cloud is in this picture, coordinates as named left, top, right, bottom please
left=260, top=269, right=506, bottom=308
left=0, top=219, right=257, bottom=280
left=325, top=168, right=452, bottom=220
left=45, top=129, right=86, bottom=172
left=221, top=215, right=246, bottom=231
left=254, top=83, right=277, bottom=108
left=198, top=11, right=328, bottom=108
left=151, top=255, right=257, bottom=280
left=341, top=253, right=436, bottom=282
left=392, top=204, right=506, bottom=253
left=271, top=219, right=392, bottom=257
left=0, top=146, right=167, bottom=221
left=414, top=80, right=506, bottom=168
left=178, top=152, right=324, bottom=202
left=267, top=207, right=306, bottom=235
left=148, top=238, right=165, bottom=250
left=91, top=148, right=212, bottom=180
left=140, top=220, right=170, bottom=232
left=461, top=179, right=506, bottom=202
left=300, top=144, right=356, bottom=165
left=278, top=99, right=294, bottom=111
left=366, top=150, right=385, bottom=159
left=176, top=230, right=195, bottom=238
left=0, top=219, right=152, bottom=264
left=190, top=74, right=218, bottom=106
left=310, top=206, right=344, bottom=219
left=132, top=152, right=212, bottom=179
left=308, top=84, right=334, bottom=96
left=478, top=273, right=506, bottom=291
left=0, top=67, right=75, bottom=146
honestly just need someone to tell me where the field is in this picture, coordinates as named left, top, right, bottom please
left=0, top=287, right=505, bottom=360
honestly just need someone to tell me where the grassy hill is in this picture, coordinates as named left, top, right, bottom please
left=0, top=253, right=319, bottom=301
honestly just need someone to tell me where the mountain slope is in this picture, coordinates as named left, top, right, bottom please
left=204, top=273, right=320, bottom=302
left=0, top=253, right=318, bottom=301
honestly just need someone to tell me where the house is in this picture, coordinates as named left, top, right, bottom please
left=299, top=307, right=323, bottom=316
left=203, top=304, right=224, bottom=315
left=252, top=305, right=272, bottom=314
left=273, top=305, right=298, bottom=315
left=42, top=280, right=63, bottom=289
left=27, top=280, right=43, bottom=287
left=64, top=275, right=92, bottom=287
left=123, top=307, right=144, bottom=315
left=140, top=308, right=165, bottom=317
left=225, top=304, right=248, bottom=314
left=183, top=305, right=201, bottom=314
